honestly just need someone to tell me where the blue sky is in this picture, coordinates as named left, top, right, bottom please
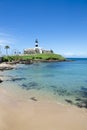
left=0, top=0, right=87, bottom=57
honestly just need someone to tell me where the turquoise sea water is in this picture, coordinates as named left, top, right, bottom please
left=1, top=58, right=87, bottom=108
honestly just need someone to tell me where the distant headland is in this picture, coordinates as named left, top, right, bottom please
left=0, top=39, right=66, bottom=71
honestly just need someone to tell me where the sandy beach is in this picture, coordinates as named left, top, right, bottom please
left=0, top=87, right=87, bottom=130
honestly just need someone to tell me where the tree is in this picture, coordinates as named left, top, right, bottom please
left=50, top=49, right=54, bottom=53
left=5, top=45, right=10, bottom=55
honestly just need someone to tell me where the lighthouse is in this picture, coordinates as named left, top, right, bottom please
left=34, top=39, right=42, bottom=54
left=24, top=39, right=53, bottom=54
left=35, top=39, right=39, bottom=47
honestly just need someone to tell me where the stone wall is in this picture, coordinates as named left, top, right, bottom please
left=24, top=48, right=53, bottom=54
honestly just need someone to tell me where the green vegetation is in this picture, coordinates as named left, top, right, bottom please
left=4, top=45, right=10, bottom=55
left=2, top=53, right=66, bottom=62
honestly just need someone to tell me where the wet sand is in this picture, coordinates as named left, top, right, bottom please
left=0, top=87, right=87, bottom=130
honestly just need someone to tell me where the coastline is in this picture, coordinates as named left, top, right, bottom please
left=0, top=59, right=87, bottom=130
left=0, top=87, right=87, bottom=130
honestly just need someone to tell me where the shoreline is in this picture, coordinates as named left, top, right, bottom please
left=0, top=62, right=16, bottom=71
left=0, top=65, right=87, bottom=109
left=0, top=60, right=87, bottom=130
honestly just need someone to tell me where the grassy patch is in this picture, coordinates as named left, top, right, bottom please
left=2, top=53, right=66, bottom=62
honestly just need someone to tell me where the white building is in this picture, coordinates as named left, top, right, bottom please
left=24, top=39, right=53, bottom=54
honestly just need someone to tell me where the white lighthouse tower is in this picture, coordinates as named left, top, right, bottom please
left=35, top=39, right=39, bottom=47
left=34, top=39, right=42, bottom=53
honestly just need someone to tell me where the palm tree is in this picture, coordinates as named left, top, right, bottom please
left=5, top=45, right=10, bottom=55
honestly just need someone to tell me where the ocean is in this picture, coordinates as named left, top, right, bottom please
left=1, top=58, right=87, bottom=108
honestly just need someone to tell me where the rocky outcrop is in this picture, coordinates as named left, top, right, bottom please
left=19, top=60, right=33, bottom=64
left=0, top=63, right=15, bottom=71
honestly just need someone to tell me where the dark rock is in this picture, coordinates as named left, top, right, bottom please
left=30, top=97, right=37, bottom=101
left=75, top=102, right=87, bottom=109
left=22, top=84, right=30, bottom=90
left=75, top=99, right=87, bottom=109
left=82, top=91, right=87, bottom=98
left=75, top=98, right=82, bottom=101
left=28, top=82, right=38, bottom=87
left=22, top=84, right=27, bottom=88
left=0, top=79, right=3, bottom=83
left=66, top=92, right=72, bottom=96
left=22, top=85, right=29, bottom=90
left=0, top=63, right=15, bottom=71
left=19, top=60, right=33, bottom=64
left=65, top=99, right=73, bottom=104
left=56, top=89, right=67, bottom=96
left=81, top=100, right=87, bottom=108
left=78, top=87, right=87, bottom=98
left=81, top=87, right=87, bottom=91
left=11, top=77, right=26, bottom=82
left=7, top=61, right=20, bottom=65
left=50, top=85, right=57, bottom=89
left=75, top=103, right=83, bottom=108
left=0, top=67, right=14, bottom=71
left=21, top=82, right=40, bottom=90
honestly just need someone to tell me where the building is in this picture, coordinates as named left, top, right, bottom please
left=24, top=39, right=53, bottom=54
